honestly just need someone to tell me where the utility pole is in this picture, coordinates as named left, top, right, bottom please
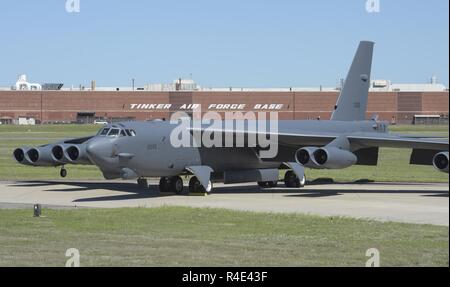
left=40, top=93, right=43, bottom=124
left=132, top=78, right=135, bottom=91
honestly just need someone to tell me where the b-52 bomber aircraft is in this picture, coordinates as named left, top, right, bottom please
left=14, top=41, right=449, bottom=194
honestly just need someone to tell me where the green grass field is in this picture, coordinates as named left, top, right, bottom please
left=0, top=206, right=447, bottom=267
left=0, top=124, right=448, bottom=182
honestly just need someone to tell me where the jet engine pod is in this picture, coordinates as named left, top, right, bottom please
left=312, top=147, right=357, bottom=169
left=13, top=147, right=34, bottom=165
left=295, top=147, right=324, bottom=169
left=433, top=152, right=449, bottom=173
left=64, top=144, right=91, bottom=165
left=27, top=148, right=39, bottom=163
left=26, top=145, right=62, bottom=166
left=51, top=144, right=70, bottom=163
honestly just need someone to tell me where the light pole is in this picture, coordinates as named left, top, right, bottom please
left=40, top=93, right=43, bottom=124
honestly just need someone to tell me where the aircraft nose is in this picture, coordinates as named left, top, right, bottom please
left=86, top=138, right=114, bottom=162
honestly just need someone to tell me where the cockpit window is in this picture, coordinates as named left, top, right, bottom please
left=108, top=129, right=120, bottom=136
left=99, top=128, right=110, bottom=136
left=99, top=127, right=135, bottom=137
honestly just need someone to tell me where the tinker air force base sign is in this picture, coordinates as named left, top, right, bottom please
left=129, top=103, right=284, bottom=111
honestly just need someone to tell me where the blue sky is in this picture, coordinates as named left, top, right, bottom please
left=0, top=0, right=448, bottom=87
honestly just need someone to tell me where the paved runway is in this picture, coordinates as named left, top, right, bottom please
left=0, top=180, right=448, bottom=226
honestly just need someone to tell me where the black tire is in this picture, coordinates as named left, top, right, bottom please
left=60, top=168, right=67, bottom=178
left=159, top=177, right=169, bottom=193
left=170, top=176, right=184, bottom=195
left=188, top=177, right=212, bottom=194
left=283, top=171, right=292, bottom=187
left=284, top=171, right=300, bottom=188
left=189, top=177, right=203, bottom=193
left=268, top=180, right=278, bottom=188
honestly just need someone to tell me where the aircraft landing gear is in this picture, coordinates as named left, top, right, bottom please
left=159, top=176, right=184, bottom=194
left=60, top=167, right=67, bottom=178
left=189, top=176, right=212, bottom=194
left=169, top=176, right=184, bottom=195
left=158, top=176, right=211, bottom=195
left=137, top=178, right=148, bottom=189
left=284, top=170, right=305, bottom=188
left=159, top=177, right=169, bottom=193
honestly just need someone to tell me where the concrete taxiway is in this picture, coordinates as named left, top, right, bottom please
left=0, top=180, right=448, bottom=226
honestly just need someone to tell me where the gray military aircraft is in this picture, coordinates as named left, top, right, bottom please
left=13, top=41, right=449, bottom=194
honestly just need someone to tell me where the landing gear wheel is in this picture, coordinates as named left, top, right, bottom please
left=284, top=170, right=301, bottom=188
left=137, top=178, right=148, bottom=189
left=60, top=168, right=67, bottom=178
left=267, top=180, right=278, bottom=188
left=169, top=176, right=184, bottom=195
left=189, top=177, right=212, bottom=194
left=159, top=177, right=170, bottom=193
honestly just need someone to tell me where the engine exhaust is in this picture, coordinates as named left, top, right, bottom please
left=51, top=144, right=91, bottom=165
left=433, top=152, right=449, bottom=173
left=13, top=148, right=33, bottom=165
left=295, top=147, right=324, bottom=169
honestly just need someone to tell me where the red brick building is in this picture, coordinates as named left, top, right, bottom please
left=0, top=90, right=448, bottom=124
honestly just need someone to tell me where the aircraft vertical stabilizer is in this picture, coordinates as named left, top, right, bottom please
left=331, top=41, right=374, bottom=121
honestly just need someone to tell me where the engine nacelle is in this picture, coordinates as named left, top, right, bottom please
left=51, top=144, right=72, bottom=163
left=295, top=147, right=324, bottom=169
left=13, top=147, right=34, bottom=166
left=26, top=145, right=63, bottom=166
left=312, top=147, right=357, bottom=169
left=433, top=152, right=449, bottom=173
left=51, top=144, right=91, bottom=165
left=64, top=144, right=92, bottom=165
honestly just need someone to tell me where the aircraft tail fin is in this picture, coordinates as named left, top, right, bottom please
left=331, top=41, right=374, bottom=121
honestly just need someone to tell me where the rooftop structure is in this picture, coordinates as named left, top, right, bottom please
left=1, top=76, right=448, bottom=93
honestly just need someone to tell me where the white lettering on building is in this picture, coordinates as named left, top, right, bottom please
left=129, top=104, right=284, bottom=111
left=130, top=104, right=172, bottom=110
left=207, top=104, right=246, bottom=110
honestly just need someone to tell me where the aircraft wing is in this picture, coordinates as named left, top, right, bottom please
left=189, top=127, right=336, bottom=147
left=188, top=127, right=448, bottom=151
left=347, top=133, right=448, bottom=150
